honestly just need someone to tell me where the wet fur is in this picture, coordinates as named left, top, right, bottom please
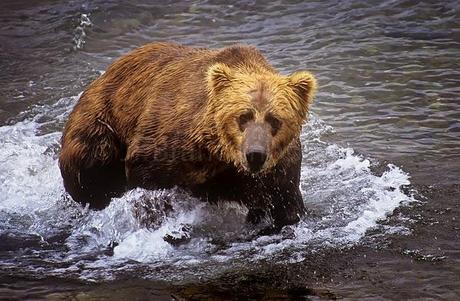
left=59, top=42, right=316, bottom=228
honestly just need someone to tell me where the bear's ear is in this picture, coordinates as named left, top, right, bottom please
left=288, top=71, right=317, bottom=106
left=207, top=63, right=234, bottom=93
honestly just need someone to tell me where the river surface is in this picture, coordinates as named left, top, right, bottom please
left=0, top=1, right=459, bottom=300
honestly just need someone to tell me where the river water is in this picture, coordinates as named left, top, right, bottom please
left=0, top=1, right=459, bottom=300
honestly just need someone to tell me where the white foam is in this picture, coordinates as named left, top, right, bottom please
left=341, top=164, right=411, bottom=241
left=0, top=120, right=61, bottom=211
left=0, top=96, right=79, bottom=237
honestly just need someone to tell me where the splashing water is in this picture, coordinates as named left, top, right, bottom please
left=0, top=94, right=415, bottom=281
left=73, top=13, right=92, bottom=50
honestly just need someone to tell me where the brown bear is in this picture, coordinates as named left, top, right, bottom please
left=59, top=42, right=317, bottom=230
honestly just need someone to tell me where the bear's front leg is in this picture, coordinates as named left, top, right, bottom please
left=245, top=153, right=306, bottom=232
left=192, top=158, right=306, bottom=233
left=268, top=183, right=305, bottom=230
left=246, top=179, right=305, bottom=233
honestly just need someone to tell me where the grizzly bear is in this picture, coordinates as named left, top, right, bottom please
left=59, top=42, right=317, bottom=230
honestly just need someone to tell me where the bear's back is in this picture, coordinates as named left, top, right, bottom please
left=105, top=42, right=273, bottom=142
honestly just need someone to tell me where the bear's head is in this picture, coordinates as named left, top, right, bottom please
left=205, top=63, right=317, bottom=174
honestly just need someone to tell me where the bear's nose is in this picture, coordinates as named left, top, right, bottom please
left=246, top=150, right=267, bottom=173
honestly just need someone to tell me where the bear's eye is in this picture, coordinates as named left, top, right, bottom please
left=238, top=111, right=254, bottom=131
left=265, top=113, right=282, bottom=136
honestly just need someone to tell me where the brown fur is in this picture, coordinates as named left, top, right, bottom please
left=59, top=42, right=317, bottom=228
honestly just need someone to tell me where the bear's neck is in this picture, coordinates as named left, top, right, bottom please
left=190, top=115, right=234, bottom=169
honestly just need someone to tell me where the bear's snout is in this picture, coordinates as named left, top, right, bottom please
left=242, top=122, right=270, bottom=173
left=246, top=149, right=267, bottom=172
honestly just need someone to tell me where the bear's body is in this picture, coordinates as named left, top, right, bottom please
left=59, top=42, right=316, bottom=229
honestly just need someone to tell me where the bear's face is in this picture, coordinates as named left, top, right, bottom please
left=207, top=63, right=317, bottom=173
